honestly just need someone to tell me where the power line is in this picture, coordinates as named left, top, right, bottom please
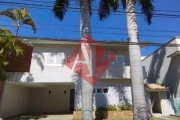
left=0, top=18, right=180, bottom=34
left=0, top=3, right=179, bottom=19
left=21, top=0, right=180, bottom=13
left=0, top=34, right=178, bottom=47
left=0, top=24, right=174, bottom=38
left=1, top=1, right=180, bottom=18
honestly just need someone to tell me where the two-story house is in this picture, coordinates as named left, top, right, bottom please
left=0, top=37, right=148, bottom=118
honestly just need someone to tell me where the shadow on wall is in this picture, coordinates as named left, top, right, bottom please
left=6, top=72, right=34, bottom=83
left=164, top=56, right=180, bottom=98
left=102, top=67, right=127, bottom=78
left=6, top=53, right=44, bottom=83
left=142, top=66, right=148, bottom=80
left=147, top=47, right=166, bottom=83
left=94, top=84, right=132, bottom=108
left=31, top=53, right=45, bottom=72
left=101, top=48, right=128, bottom=79
left=94, top=86, right=132, bottom=120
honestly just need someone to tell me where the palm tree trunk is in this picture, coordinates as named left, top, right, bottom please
left=80, top=0, right=93, bottom=120
left=126, top=0, right=149, bottom=120
left=16, top=25, right=20, bottom=36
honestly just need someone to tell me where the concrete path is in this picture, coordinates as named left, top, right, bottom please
left=4, top=113, right=73, bottom=120
left=156, top=117, right=173, bottom=120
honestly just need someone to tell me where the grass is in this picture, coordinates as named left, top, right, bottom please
left=166, top=116, right=180, bottom=120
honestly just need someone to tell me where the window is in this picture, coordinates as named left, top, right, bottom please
left=111, top=55, right=124, bottom=66
left=97, top=89, right=102, bottom=93
left=45, top=53, right=65, bottom=66
left=103, top=88, right=108, bottom=93
left=94, top=88, right=108, bottom=94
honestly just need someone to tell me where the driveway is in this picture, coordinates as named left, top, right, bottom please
left=4, top=113, right=73, bottom=120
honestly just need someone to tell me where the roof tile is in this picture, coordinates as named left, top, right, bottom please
left=146, top=84, right=169, bottom=90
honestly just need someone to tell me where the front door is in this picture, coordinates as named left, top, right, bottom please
left=70, top=89, right=75, bottom=111
left=150, top=92, right=162, bottom=113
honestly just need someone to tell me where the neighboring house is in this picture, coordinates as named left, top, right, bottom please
left=0, top=37, right=148, bottom=118
left=141, top=56, right=146, bottom=60
left=142, top=37, right=180, bottom=116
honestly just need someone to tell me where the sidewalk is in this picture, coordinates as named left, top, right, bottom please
left=4, top=113, right=73, bottom=120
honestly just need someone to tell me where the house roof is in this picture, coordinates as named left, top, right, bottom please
left=146, top=83, right=169, bottom=91
left=142, top=36, right=180, bottom=61
left=17, top=36, right=151, bottom=48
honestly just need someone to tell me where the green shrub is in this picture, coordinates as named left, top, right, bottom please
left=97, top=105, right=117, bottom=111
left=106, top=105, right=117, bottom=111
left=118, top=104, right=132, bottom=110
left=76, top=107, right=82, bottom=111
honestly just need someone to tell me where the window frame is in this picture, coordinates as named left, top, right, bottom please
left=44, top=53, right=65, bottom=66
left=93, top=88, right=109, bottom=95
left=111, top=55, right=125, bottom=66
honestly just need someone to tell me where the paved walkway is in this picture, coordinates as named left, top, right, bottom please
left=4, top=113, right=73, bottom=120
left=155, top=117, right=173, bottom=120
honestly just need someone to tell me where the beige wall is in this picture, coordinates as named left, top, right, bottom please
left=29, top=83, right=74, bottom=113
left=0, top=82, right=31, bottom=118
left=0, top=82, right=75, bottom=118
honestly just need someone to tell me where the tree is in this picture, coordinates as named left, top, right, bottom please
left=0, top=8, right=36, bottom=36
left=99, top=0, right=154, bottom=119
left=53, top=0, right=94, bottom=119
left=0, top=7, right=37, bottom=80
left=0, top=28, right=23, bottom=80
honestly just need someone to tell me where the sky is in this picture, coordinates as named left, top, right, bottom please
left=0, top=0, right=180, bottom=56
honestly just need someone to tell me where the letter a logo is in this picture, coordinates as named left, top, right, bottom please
left=64, top=35, right=116, bottom=86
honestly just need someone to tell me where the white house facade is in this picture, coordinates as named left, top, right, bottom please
left=0, top=37, right=148, bottom=118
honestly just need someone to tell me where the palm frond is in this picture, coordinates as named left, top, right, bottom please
left=0, top=8, right=36, bottom=34
left=89, top=0, right=94, bottom=15
left=121, top=0, right=126, bottom=9
left=22, top=18, right=36, bottom=33
left=107, top=0, right=119, bottom=12
left=98, top=0, right=110, bottom=20
left=52, top=0, right=70, bottom=21
left=0, top=9, right=17, bottom=22
left=138, top=0, right=154, bottom=24
left=98, top=0, right=119, bottom=20
left=12, top=9, right=22, bottom=23
left=21, top=8, right=28, bottom=18
left=32, top=53, right=44, bottom=71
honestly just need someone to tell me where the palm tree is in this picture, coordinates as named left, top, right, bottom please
left=0, top=8, right=36, bottom=36
left=0, top=8, right=45, bottom=71
left=99, top=0, right=154, bottom=119
left=53, top=0, right=94, bottom=119
left=0, top=7, right=37, bottom=76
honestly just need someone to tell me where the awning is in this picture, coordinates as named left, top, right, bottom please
left=146, top=83, right=169, bottom=91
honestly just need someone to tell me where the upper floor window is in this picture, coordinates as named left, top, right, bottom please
left=45, top=53, right=65, bottom=66
left=111, top=55, right=124, bottom=66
